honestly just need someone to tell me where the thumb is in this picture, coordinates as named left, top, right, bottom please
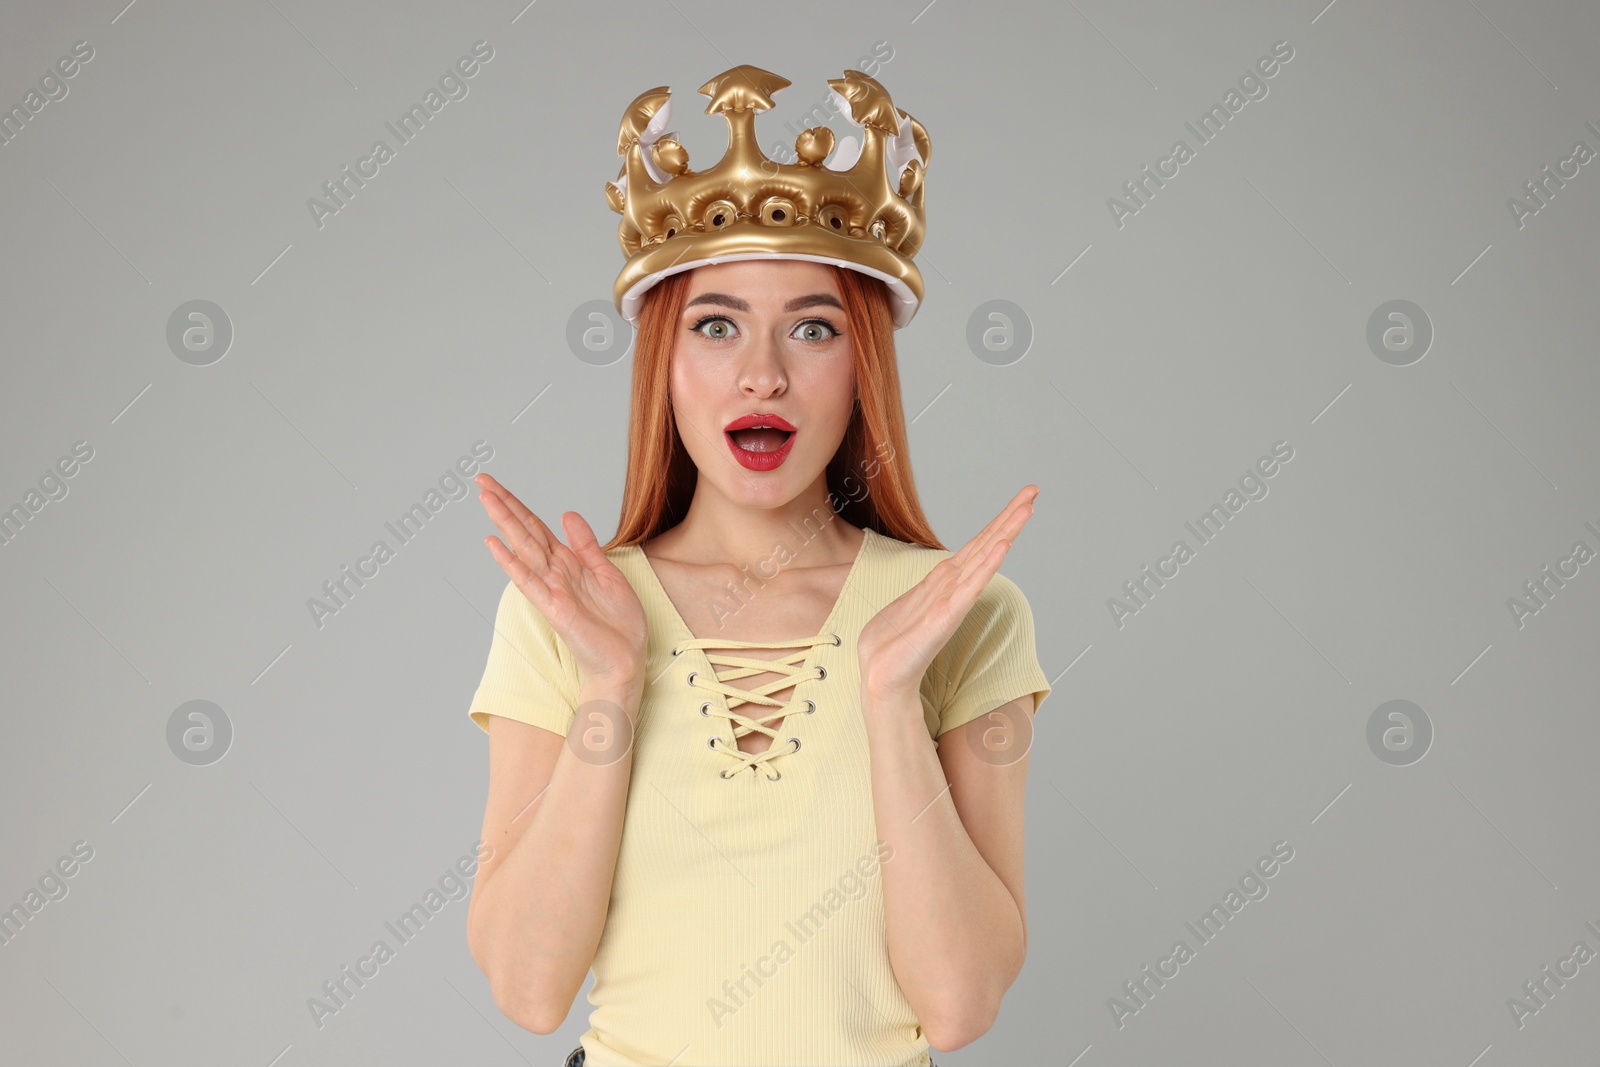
left=562, top=512, right=609, bottom=571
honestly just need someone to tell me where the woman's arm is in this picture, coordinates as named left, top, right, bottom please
left=863, top=686, right=1031, bottom=1050
left=466, top=675, right=643, bottom=1034
left=466, top=474, right=649, bottom=1032
left=852, top=485, right=1040, bottom=1048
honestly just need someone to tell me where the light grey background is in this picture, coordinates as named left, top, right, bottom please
left=3, top=0, right=1598, bottom=1064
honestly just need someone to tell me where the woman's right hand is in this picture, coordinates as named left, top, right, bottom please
left=475, top=472, right=647, bottom=701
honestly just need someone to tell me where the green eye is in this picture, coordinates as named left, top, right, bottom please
left=793, top=318, right=840, bottom=342
left=690, top=314, right=733, bottom=339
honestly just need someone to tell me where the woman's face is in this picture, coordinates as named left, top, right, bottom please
left=669, top=260, right=856, bottom=509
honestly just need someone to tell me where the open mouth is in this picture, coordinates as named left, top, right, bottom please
left=725, top=427, right=795, bottom=453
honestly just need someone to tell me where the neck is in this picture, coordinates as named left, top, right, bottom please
left=656, top=473, right=859, bottom=568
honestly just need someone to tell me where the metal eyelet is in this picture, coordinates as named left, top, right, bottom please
left=830, top=632, right=842, bottom=646
left=700, top=702, right=713, bottom=716
left=815, top=665, right=827, bottom=680
left=788, top=737, right=801, bottom=752
left=802, top=699, right=816, bottom=714
left=686, top=671, right=698, bottom=687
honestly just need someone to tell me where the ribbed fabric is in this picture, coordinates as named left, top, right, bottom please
left=467, top=526, right=1052, bottom=1065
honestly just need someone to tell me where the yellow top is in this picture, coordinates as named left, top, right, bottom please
left=467, top=525, right=1051, bottom=1066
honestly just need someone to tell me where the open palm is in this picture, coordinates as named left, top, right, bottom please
left=857, top=485, right=1039, bottom=699
left=475, top=472, right=648, bottom=697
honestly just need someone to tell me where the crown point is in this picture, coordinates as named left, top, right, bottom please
left=826, top=69, right=899, bottom=132
left=904, top=112, right=932, bottom=168
left=616, top=87, right=672, bottom=155
left=697, top=65, right=790, bottom=114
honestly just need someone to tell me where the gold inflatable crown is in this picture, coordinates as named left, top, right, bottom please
left=606, top=64, right=931, bottom=329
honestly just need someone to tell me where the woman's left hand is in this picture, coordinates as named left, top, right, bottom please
left=857, top=485, right=1040, bottom=701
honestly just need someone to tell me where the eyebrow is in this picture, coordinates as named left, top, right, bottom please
left=683, top=292, right=845, bottom=313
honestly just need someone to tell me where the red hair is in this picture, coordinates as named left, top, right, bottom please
left=604, top=264, right=946, bottom=551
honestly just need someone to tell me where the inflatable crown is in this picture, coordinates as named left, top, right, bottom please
left=606, top=64, right=930, bottom=328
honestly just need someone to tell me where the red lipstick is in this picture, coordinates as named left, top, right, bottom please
left=724, top=413, right=797, bottom=472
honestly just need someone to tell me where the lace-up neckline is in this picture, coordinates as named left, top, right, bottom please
left=672, top=633, right=841, bottom=780
left=625, top=528, right=876, bottom=782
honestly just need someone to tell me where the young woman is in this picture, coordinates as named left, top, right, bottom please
left=464, top=65, right=1051, bottom=1067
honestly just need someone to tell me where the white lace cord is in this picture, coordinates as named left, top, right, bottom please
left=672, top=634, right=840, bottom=780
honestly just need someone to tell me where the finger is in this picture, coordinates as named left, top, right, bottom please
left=484, top=533, right=528, bottom=582
left=960, top=536, right=1012, bottom=591
left=479, top=486, right=554, bottom=574
left=922, top=514, right=1023, bottom=608
left=952, top=486, right=1037, bottom=576
left=921, top=497, right=1023, bottom=597
left=476, top=473, right=559, bottom=559
left=968, top=511, right=1032, bottom=591
left=921, top=543, right=1012, bottom=637
left=477, top=480, right=586, bottom=587
left=561, top=511, right=612, bottom=574
left=951, top=485, right=1037, bottom=569
left=484, top=533, right=556, bottom=613
left=479, top=474, right=558, bottom=557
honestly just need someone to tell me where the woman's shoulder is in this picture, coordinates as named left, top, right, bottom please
left=861, top=524, right=954, bottom=573
left=864, top=526, right=1035, bottom=603
left=603, top=540, right=641, bottom=566
left=860, top=525, right=950, bottom=588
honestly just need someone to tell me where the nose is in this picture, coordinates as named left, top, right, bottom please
left=737, top=338, right=788, bottom=399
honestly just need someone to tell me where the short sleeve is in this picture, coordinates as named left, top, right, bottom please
left=919, top=571, right=1051, bottom=740
left=466, top=579, right=583, bottom=736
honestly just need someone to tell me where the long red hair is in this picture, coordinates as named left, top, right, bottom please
left=603, top=264, right=946, bottom=551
